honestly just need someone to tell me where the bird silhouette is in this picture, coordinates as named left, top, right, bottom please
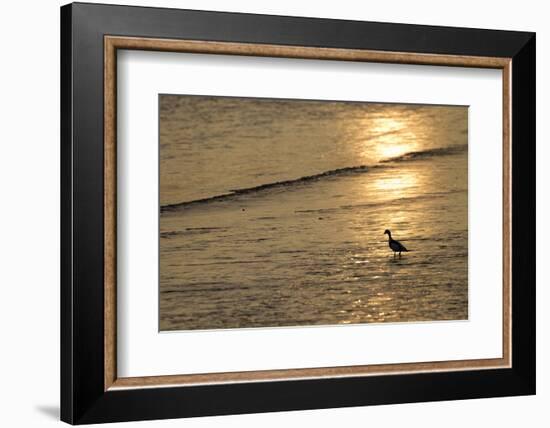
left=384, top=229, right=409, bottom=257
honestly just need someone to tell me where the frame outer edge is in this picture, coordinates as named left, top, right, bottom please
left=73, top=2, right=533, bottom=58
left=510, top=33, right=536, bottom=392
left=61, top=3, right=75, bottom=424
left=71, top=3, right=112, bottom=423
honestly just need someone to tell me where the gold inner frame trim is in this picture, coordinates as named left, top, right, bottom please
left=104, top=35, right=512, bottom=391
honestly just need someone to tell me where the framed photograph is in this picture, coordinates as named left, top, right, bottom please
left=60, top=2, right=535, bottom=424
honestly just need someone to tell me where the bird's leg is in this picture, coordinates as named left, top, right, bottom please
left=399, top=251, right=402, bottom=257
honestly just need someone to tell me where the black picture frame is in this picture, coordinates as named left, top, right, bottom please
left=61, top=2, right=535, bottom=424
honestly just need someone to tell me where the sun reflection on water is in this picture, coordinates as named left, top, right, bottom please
left=377, top=144, right=410, bottom=159
left=372, top=171, right=418, bottom=198
left=366, top=116, right=421, bottom=161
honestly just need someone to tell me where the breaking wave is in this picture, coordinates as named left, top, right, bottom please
left=161, top=144, right=466, bottom=213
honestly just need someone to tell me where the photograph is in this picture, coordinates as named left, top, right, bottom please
left=159, top=95, right=468, bottom=331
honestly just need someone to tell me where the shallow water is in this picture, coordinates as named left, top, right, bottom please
left=159, top=95, right=468, bottom=331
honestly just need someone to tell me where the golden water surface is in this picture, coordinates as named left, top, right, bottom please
left=159, top=95, right=468, bottom=331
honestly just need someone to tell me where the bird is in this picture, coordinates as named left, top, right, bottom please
left=384, top=229, right=409, bottom=257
